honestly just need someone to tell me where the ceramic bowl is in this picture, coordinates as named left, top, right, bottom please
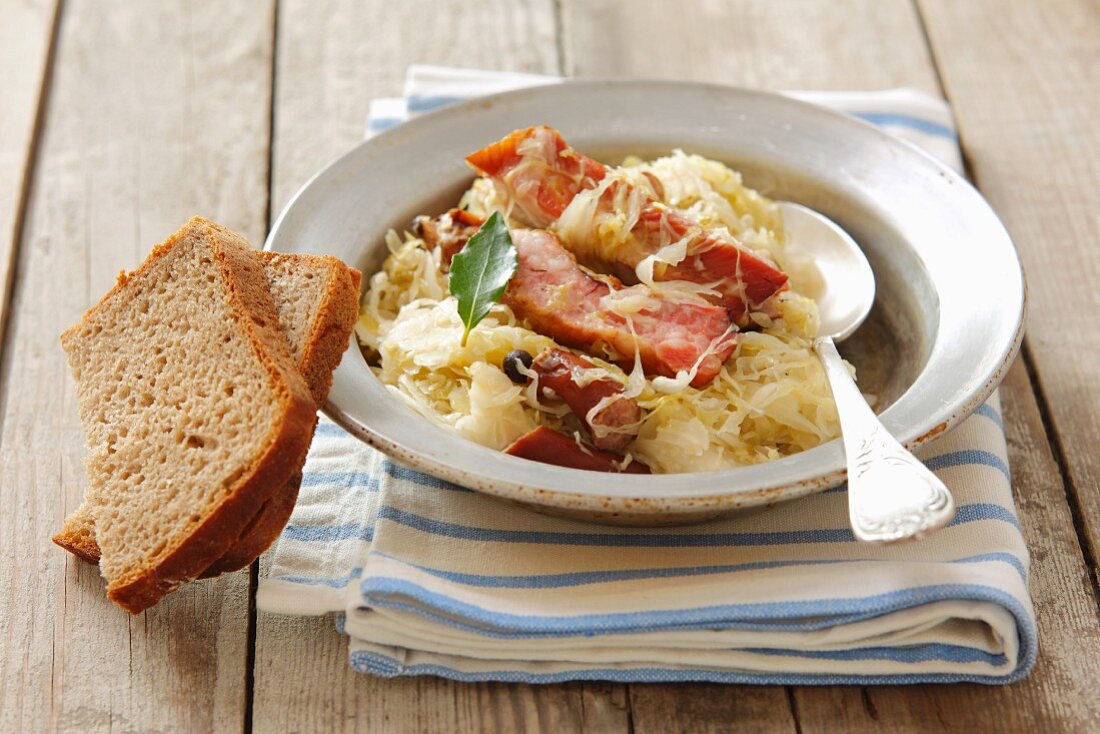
left=267, top=80, right=1025, bottom=525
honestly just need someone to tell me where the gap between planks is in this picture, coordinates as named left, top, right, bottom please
left=0, top=0, right=64, bottom=436
left=560, top=1, right=938, bottom=729
left=2, top=1, right=278, bottom=730
left=1021, top=344, right=1100, bottom=604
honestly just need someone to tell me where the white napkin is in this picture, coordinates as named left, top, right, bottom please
left=258, top=66, right=1035, bottom=684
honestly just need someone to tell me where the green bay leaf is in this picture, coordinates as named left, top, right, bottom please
left=448, top=211, right=518, bottom=346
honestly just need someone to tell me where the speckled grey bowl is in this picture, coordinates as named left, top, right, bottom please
left=266, top=80, right=1024, bottom=526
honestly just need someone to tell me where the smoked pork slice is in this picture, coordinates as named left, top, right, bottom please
left=467, top=125, right=788, bottom=325
left=503, top=229, right=737, bottom=388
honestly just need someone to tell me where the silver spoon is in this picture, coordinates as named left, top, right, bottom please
left=778, top=202, right=956, bottom=543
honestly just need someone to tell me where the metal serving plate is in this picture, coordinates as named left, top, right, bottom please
left=267, top=80, right=1025, bottom=525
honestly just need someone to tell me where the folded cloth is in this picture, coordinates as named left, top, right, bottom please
left=258, top=66, right=1036, bottom=684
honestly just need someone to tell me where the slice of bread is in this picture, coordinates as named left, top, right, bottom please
left=60, top=217, right=316, bottom=613
left=54, top=251, right=362, bottom=578
left=259, top=252, right=362, bottom=408
left=201, top=252, right=361, bottom=575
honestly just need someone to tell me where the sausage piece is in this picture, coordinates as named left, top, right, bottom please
left=504, top=426, right=650, bottom=474
left=503, top=229, right=737, bottom=387
left=532, top=348, right=641, bottom=453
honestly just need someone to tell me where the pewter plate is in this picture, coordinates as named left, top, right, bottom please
left=266, top=80, right=1025, bottom=525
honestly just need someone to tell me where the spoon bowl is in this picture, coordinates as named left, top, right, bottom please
left=778, top=202, right=875, bottom=341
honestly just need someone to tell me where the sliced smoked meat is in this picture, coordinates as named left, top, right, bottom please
left=504, top=426, right=650, bottom=474
left=467, top=125, right=788, bottom=325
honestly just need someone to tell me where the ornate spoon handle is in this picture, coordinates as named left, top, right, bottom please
left=815, top=337, right=956, bottom=543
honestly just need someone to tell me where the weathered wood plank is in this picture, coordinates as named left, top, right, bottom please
left=252, top=0, right=1098, bottom=730
left=0, top=1, right=275, bottom=730
left=0, top=0, right=58, bottom=353
left=256, top=614, right=629, bottom=733
left=789, top=2, right=1100, bottom=726
left=254, top=1, right=628, bottom=731
left=627, top=684, right=797, bottom=733
left=918, top=0, right=1100, bottom=582
left=561, top=0, right=940, bottom=93
left=269, top=0, right=560, bottom=214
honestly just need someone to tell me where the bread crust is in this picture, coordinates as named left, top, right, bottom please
left=63, top=217, right=315, bottom=614
left=52, top=513, right=102, bottom=564
left=299, top=262, right=363, bottom=405
left=198, top=471, right=304, bottom=577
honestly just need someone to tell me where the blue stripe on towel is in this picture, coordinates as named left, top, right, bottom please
left=372, top=501, right=1018, bottom=547
left=298, top=463, right=469, bottom=493
left=951, top=502, right=1019, bottom=529
left=301, top=445, right=1007, bottom=494
left=272, top=552, right=1025, bottom=591
left=407, top=95, right=468, bottom=112
left=279, top=500, right=1019, bottom=548
left=371, top=550, right=1027, bottom=587
left=359, top=578, right=1030, bottom=639
left=404, top=96, right=957, bottom=143
left=300, top=471, right=382, bottom=489
left=273, top=567, right=364, bottom=588
left=384, top=462, right=470, bottom=492
left=744, top=643, right=1006, bottom=666
left=362, top=592, right=893, bottom=638
left=282, top=523, right=375, bottom=543
left=315, top=422, right=353, bottom=438
left=975, top=403, right=1005, bottom=429
left=368, top=116, right=405, bottom=132
left=925, top=450, right=1010, bottom=481
left=376, top=505, right=852, bottom=546
left=851, top=112, right=956, bottom=140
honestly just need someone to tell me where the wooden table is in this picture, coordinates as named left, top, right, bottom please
left=3, top=1, right=1098, bottom=731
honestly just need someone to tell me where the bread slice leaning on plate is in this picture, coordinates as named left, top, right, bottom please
left=59, top=217, right=318, bottom=613
left=202, top=251, right=361, bottom=576
left=54, top=240, right=361, bottom=584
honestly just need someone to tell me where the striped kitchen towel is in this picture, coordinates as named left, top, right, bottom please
left=257, top=66, right=1035, bottom=684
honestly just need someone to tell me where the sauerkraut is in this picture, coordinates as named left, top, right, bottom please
left=356, top=152, right=845, bottom=473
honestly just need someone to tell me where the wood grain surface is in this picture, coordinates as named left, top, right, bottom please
left=0, top=0, right=59, bottom=358
left=268, top=0, right=560, bottom=213
left=2, top=0, right=1098, bottom=731
left=919, top=0, right=1100, bottom=582
left=562, top=0, right=941, bottom=94
left=794, top=363, right=1100, bottom=731
left=0, top=1, right=275, bottom=730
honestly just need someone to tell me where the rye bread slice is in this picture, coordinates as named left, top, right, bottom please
left=60, top=217, right=316, bottom=613
left=202, top=253, right=361, bottom=575
left=54, top=252, right=361, bottom=576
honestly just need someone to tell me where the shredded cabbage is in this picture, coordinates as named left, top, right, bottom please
left=358, top=153, right=846, bottom=473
